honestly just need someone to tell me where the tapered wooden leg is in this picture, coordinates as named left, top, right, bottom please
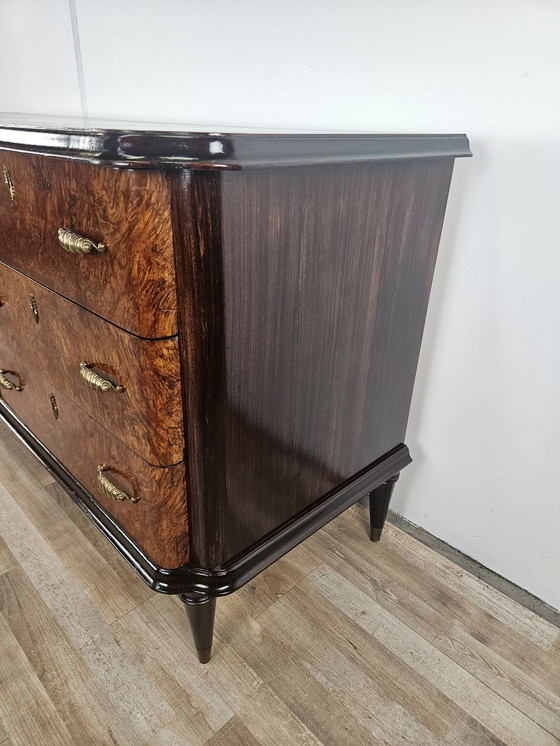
left=179, top=594, right=217, bottom=663
left=368, top=473, right=400, bottom=542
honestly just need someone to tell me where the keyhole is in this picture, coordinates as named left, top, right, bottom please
left=50, top=393, right=59, bottom=419
left=29, top=294, right=39, bottom=324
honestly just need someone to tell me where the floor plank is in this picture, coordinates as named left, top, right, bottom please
left=384, top=515, right=558, bottom=650
left=0, top=567, right=138, bottom=745
left=0, top=481, right=178, bottom=742
left=114, top=594, right=322, bottom=745
left=315, top=509, right=560, bottom=694
left=310, top=515, right=560, bottom=739
left=0, top=535, right=16, bottom=576
left=0, top=613, right=75, bottom=746
left=205, top=717, right=262, bottom=745
left=303, top=563, right=558, bottom=745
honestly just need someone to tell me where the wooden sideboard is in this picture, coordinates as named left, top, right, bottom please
left=0, top=116, right=471, bottom=662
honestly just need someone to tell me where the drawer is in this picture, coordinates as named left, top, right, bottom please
left=0, top=262, right=184, bottom=466
left=0, top=362, right=189, bottom=569
left=0, top=151, right=177, bottom=338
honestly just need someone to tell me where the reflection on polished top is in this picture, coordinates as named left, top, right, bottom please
left=0, top=113, right=472, bottom=169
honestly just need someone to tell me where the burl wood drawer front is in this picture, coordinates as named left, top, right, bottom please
left=0, top=262, right=183, bottom=466
left=0, top=151, right=177, bottom=338
left=0, top=357, right=188, bottom=568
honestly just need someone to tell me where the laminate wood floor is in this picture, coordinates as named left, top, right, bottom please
left=0, top=422, right=558, bottom=746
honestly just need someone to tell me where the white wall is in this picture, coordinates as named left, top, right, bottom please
left=1, top=0, right=559, bottom=609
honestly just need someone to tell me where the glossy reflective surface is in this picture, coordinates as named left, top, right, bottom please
left=0, top=114, right=471, bottom=169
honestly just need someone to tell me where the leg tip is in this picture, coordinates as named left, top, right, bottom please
left=196, top=648, right=212, bottom=664
left=370, top=528, right=383, bottom=542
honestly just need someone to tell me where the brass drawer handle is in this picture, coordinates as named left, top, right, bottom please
left=0, top=369, right=23, bottom=391
left=80, top=362, right=124, bottom=393
left=58, top=228, right=106, bottom=254
left=97, top=465, right=139, bottom=503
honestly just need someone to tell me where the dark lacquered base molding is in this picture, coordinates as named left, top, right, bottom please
left=0, top=400, right=411, bottom=594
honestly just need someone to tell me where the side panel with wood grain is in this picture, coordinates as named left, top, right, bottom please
left=174, top=161, right=454, bottom=566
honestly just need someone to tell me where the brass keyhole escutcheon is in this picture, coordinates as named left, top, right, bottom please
left=29, top=294, right=39, bottom=324
left=2, top=164, right=15, bottom=201
left=50, top=393, right=59, bottom=419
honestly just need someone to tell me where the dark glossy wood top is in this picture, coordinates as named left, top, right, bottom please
left=0, top=114, right=472, bottom=170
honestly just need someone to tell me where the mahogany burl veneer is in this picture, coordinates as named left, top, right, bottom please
left=0, top=116, right=471, bottom=662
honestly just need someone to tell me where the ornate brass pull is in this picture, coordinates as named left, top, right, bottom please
left=97, top=465, right=138, bottom=503
left=0, top=369, right=23, bottom=391
left=58, top=228, right=106, bottom=254
left=80, top=362, right=124, bottom=393
left=2, top=164, right=15, bottom=201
